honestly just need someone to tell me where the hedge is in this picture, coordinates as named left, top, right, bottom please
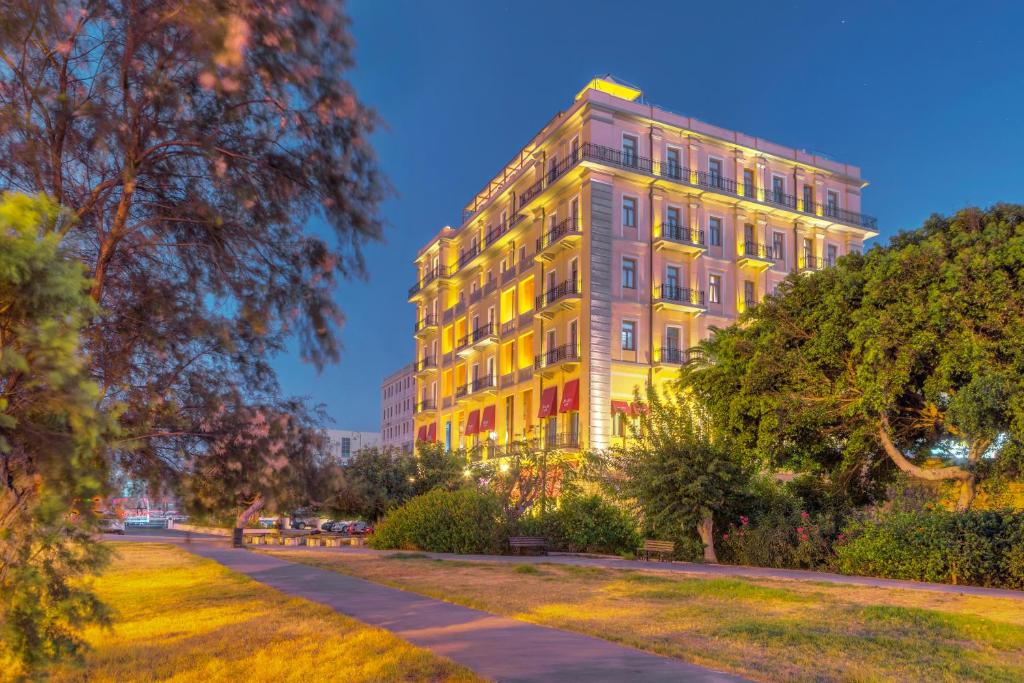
left=368, top=488, right=506, bottom=554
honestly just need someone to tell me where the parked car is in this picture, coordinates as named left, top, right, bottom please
left=321, top=520, right=351, bottom=532
left=289, top=513, right=320, bottom=530
left=347, top=521, right=374, bottom=536
left=99, top=516, right=126, bottom=534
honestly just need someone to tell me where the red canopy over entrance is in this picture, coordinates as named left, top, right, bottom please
left=426, top=422, right=437, bottom=442
left=480, top=405, right=496, bottom=431
left=560, top=379, right=580, bottom=412
left=465, top=410, right=480, bottom=435
left=538, top=386, right=558, bottom=418
left=416, top=425, right=427, bottom=442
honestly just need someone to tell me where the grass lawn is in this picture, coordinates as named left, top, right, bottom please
left=262, top=549, right=1024, bottom=682
left=50, top=543, right=479, bottom=682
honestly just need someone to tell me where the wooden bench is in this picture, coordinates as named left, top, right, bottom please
left=509, top=536, right=547, bottom=555
left=639, top=539, right=675, bottom=562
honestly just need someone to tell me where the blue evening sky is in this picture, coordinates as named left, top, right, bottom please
left=273, top=0, right=1024, bottom=431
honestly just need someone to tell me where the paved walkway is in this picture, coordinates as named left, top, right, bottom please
left=289, top=544, right=1024, bottom=601
left=112, top=531, right=744, bottom=682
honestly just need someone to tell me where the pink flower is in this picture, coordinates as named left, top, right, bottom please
left=722, top=533, right=729, bottom=540
left=796, top=527, right=805, bottom=534
left=739, top=516, right=749, bottom=526
left=800, top=511, right=810, bottom=519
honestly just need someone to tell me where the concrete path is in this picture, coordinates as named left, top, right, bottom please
left=286, top=544, right=1024, bottom=602
left=111, top=531, right=744, bottom=682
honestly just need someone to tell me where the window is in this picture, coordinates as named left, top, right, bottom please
left=826, top=189, right=839, bottom=216
left=744, top=280, right=755, bottom=305
left=570, top=196, right=580, bottom=227
left=743, top=169, right=755, bottom=197
left=665, top=326, right=680, bottom=350
left=666, top=147, right=681, bottom=178
left=709, top=216, right=722, bottom=246
left=772, top=232, right=785, bottom=260
left=666, top=206, right=681, bottom=230
left=622, top=197, right=637, bottom=228
left=622, top=135, right=638, bottom=166
left=570, top=257, right=579, bottom=290
left=708, top=158, right=723, bottom=188
left=622, top=258, right=637, bottom=289
left=772, top=175, right=785, bottom=201
left=665, top=265, right=680, bottom=292
left=803, top=185, right=814, bottom=212
left=827, top=244, right=838, bottom=266
left=612, top=411, right=625, bottom=437
left=621, top=321, right=636, bottom=351
left=803, top=237, right=814, bottom=266
left=340, top=437, right=351, bottom=460
left=709, top=274, right=722, bottom=304
left=569, top=320, right=578, bottom=355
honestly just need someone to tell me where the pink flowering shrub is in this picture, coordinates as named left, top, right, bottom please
left=719, top=509, right=837, bottom=569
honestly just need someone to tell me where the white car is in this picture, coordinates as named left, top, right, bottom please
left=99, top=516, right=126, bottom=534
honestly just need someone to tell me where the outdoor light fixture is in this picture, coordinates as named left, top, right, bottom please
left=463, top=468, right=472, bottom=478
left=499, top=462, right=510, bottom=472
left=488, top=431, right=497, bottom=441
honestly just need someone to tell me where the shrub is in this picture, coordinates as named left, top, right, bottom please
left=834, top=510, right=1024, bottom=588
left=368, top=489, right=506, bottom=554
left=525, top=495, right=640, bottom=555
left=719, top=509, right=836, bottom=569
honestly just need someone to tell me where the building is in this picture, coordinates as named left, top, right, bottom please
left=325, top=429, right=381, bottom=463
left=410, top=76, right=876, bottom=456
left=381, top=362, right=415, bottom=451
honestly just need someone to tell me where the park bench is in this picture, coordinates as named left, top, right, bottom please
left=638, top=539, right=675, bottom=562
left=509, top=536, right=547, bottom=555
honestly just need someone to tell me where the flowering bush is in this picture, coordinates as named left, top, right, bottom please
left=719, top=509, right=837, bottom=569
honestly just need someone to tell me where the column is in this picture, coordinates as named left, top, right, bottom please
left=687, top=136, right=701, bottom=184
left=734, top=150, right=746, bottom=196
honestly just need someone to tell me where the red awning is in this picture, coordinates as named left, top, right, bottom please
left=611, top=400, right=631, bottom=414
left=416, top=425, right=427, bottom=442
left=465, top=409, right=480, bottom=435
left=631, top=402, right=649, bottom=416
left=426, top=422, right=437, bottom=442
left=560, top=379, right=580, bottom=412
left=480, top=405, right=496, bottom=431
left=538, top=386, right=558, bottom=418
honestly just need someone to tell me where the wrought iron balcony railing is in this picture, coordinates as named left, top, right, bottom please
left=534, top=343, right=580, bottom=370
left=660, top=223, right=705, bottom=246
left=536, top=215, right=582, bottom=253
left=657, top=283, right=705, bottom=307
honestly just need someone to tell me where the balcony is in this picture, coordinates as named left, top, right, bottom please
left=543, top=431, right=581, bottom=451
left=457, top=244, right=481, bottom=272
left=534, top=343, right=580, bottom=378
left=578, top=142, right=877, bottom=231
left=655, top=223, right=706, bottom=255
left=535, top=216, right=583, bottom=262
left=500, top=319, right=517, bottom=337
left=414, top=399, right=437, bottom=415
left=653, top=284, right=705, bottom=315
left=535, top=279, right=581, bottom=319
left=484, top=212, right=527, bottom=250
left=469, top=322, right=499, bottom=350
left=653, top=346, right=690, bottom=367
left=737, top=241, right=777, bottom=271
left=798, top=254, right=835, bottom=273
left=414, top=356, right=438, bottom=377
left=457, top=374, right=498, bottom=403
left=414, top=314, right=437, bottom=338
left=518, top=256, right=534, bottom=276
left=408, top=263, right=453, bottom=301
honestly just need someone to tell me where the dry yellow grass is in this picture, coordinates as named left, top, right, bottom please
left=264, top=549, right=1024, bottom=683
left=49, top=543, right=479, bottom=683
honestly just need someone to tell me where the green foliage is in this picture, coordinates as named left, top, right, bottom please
left=475, top=440, right=582, bottom=523
left=834, top=510, right=1024, bottom=588
left=520, top=494, right=640, bottom=555
left=368, top=489, right=507, bottom=554
left=605, top=384, right=749, bottom=561
left=0, top=193, right=111, bottom=676
left=720, top=509, right=837, bottom=570
left=684, top=205, right=1024, bottom=509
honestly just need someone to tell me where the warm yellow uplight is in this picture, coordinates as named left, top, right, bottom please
left=499, top=461, right=510, bottom=473
left=575, top=76, right=642, bottom=102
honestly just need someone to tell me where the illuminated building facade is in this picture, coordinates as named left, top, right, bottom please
left=410, top=77, right=876, bottom=456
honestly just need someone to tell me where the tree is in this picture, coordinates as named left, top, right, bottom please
left=476, top=440, right=584, bottom=525
left=685, top=205, right=1024, bottom=510
left=179, top=399, right=330, bottom=545
left=412, top=441, right=468, bottom=495
left=0, top=193, right=110, bottom=676
left=337, top=447, right=416, bottom=520
left=0, top=0, right=385, bottom=495
left=607, top=386, right=749, bottom=563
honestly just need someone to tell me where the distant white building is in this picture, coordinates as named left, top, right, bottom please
left=381, top=362, right=415, bottom=452
left=325, top=429, right=381, bottom=463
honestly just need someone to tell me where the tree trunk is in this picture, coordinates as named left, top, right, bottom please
left=697, top=514, right=717, bottom=563
left=233, top=494, right=265, bottom=548
left=877, top=418, right=975, bottom=509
